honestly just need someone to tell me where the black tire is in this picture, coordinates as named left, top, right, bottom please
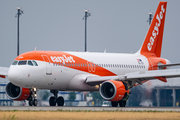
left=28, top=96, right=33, bottom=106
left=33, top=99, right=38, bottom=106
left=29, top=100, right=33, bottom=106
left=119, top=101, right=126, bottom=107
left=111, top=101, right=118, bottom=107
left=49, top=96, right=56, bottom=106
left=57, top=96, right=64, bottom=106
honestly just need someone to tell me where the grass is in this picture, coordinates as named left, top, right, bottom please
left=0, top=111, right=180, bottom=120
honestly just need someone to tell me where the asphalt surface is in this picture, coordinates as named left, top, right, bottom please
left=0, top=106, right=180, bottom=111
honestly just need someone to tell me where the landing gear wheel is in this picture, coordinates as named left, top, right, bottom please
left=111, top=101, right=118, bottom=107
left=49, top=96, right=56, bottom=106
left=57, top=96, right=64, bottom=106
left=29, top=99, right=33, bottom=106
left=33, top=99, right=38, bottom=106
left=28, top=96, right=33, bottom=106
left=119, top=101, right=126, bottom=107
left=28, top=88, right=38, bottom=106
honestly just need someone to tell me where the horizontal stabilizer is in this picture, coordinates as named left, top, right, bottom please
left=158, top=63, right=180, bottom=69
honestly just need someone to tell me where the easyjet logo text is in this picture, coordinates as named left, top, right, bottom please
left=147, top=5, right=165, bottom=51
left=50, top=55, right=75, bottom=64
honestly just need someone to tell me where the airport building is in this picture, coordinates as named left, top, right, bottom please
left=0, top=83, right=23, bottom=106
left=0, top=84, right=13, bottom=106
left=152, top=86, right=180, bottom=107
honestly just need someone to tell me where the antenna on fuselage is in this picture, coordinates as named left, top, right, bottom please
left=15, top=7, right=24, bottom=56
left=82, top=10, right=91, bottom=52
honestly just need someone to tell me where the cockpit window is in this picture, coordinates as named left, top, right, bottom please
left=12, top=61, right=18, bottom=65
left=18, top=61, right=27, bottom=65
left=28, top=61, right=33, bottom=66
left=32, top=60, right=38, bottom=66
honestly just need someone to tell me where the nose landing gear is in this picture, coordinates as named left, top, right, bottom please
left=28, top=88, right=38, bottom=106
left=49, top=90, right=64, bottom=106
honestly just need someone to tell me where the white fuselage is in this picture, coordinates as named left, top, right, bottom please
left=8, top=51, right=149, bottom=91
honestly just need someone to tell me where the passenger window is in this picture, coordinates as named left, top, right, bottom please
left=28, top=61, right=33, bottom=66
left=18, top=61, right=27, bottom=65
left=12, top=60, right=18, bottom=65
left=32, top=61, right=38, bottom=66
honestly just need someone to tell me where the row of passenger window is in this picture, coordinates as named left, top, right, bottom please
left=12, top=60, right=38, bottom=66
left=53, top=63, right=145, bottom=69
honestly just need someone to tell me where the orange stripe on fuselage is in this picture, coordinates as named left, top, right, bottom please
left=15, top=51, right=116, bottom=76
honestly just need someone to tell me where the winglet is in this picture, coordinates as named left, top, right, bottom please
left=140, top=2, right=167, bottom=57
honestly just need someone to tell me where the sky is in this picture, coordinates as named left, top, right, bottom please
left=0, top=0, right=180, bottom=86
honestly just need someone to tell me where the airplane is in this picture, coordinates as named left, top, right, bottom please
left=0, top=1, right=180, bottom=107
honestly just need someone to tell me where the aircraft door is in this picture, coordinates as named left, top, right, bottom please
left=87, top=61, right=96, bottom=72
left=41, top=55, right=52, bottom=75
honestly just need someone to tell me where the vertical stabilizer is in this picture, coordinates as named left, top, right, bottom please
left=140, top=2, right=167, bottom=57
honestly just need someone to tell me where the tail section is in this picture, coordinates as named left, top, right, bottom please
left=140, top=1, right=167, bottom=57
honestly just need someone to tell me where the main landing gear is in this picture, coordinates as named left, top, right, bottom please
left=49, top=90, right=64, bottom=106
left=111, top=92, right=129, bottom=107
left=111, top=100, right=127, bottom=107
left=28, top=88, right=38, bottom=106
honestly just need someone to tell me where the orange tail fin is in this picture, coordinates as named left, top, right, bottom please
left=140, top=1, right=167, bottom=57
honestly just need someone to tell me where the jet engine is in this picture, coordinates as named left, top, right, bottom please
left=5, top=82, right=31, bottom=101
left=100, top=80, right=129, bottom=101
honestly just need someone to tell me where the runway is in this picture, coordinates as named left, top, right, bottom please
left=0, top=106, right=180, bottom=111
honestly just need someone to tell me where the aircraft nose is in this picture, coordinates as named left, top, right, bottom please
left=8, top=66, right=22, bottom=84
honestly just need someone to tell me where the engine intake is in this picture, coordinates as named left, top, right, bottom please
left=100, top=80, right=128, bottom=101
left=5, top=82, right=31, bottom=101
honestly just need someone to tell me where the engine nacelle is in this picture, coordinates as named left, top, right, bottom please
left=5, top=82, right=31, bottom=101
left=100, top=80, right=128, bottom=101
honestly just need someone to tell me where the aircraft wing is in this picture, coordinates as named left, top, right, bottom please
left=86, top=69, right=180, bottom=87
left=0, top=67, right=9, bottom=78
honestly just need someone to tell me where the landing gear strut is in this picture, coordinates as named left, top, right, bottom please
left=28, top=88, right=38, bottom=106
left=49, top=90, right=64, bottom=106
